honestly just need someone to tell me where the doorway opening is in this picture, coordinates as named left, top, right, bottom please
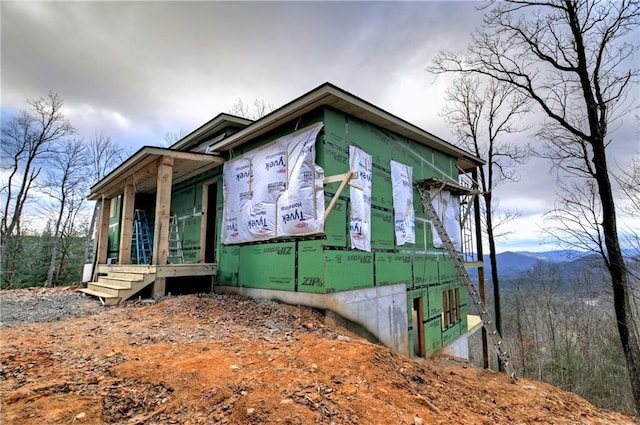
left=203, top=182, right=218, bottom=263
left=412, top=297, right=426, bottom=358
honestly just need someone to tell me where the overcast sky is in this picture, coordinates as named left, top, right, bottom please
left=2, top=1, right=638, bottom=253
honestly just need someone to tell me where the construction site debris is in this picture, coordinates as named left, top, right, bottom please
left=0, top=288, right=635, bottom=424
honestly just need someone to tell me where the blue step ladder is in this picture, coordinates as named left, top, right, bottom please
left=132, top=209, right=153, bottom=264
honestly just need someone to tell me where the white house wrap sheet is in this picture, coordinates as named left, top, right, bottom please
left=222, top=122, right=324, bottom=244
left=348, top=146, right=372, bottom=252
left=430, top=189, right=462, bottom=251
left=390, top=160, right=415, bottom=245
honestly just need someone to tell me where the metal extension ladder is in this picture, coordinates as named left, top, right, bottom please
left=168, top=214, right=184, bottom=264
left=133, top=209, right=153, bottom=264
left=416, top=181, right=517, bottom=383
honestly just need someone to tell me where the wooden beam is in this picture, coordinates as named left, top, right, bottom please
left=118, top=182, right=135, bottom=265
left=102, top=159, right=159, bottom=200
left=152, top=156, right=174, bottom=266
left=165, top=150, right=224, bottom=164
left=323, top=171, right=357, bottom=185
left=324, top=171, right=358, bottom=221
left=152, top=156, right=174, bottom=297
left=96, top=196, right=111, bottom=268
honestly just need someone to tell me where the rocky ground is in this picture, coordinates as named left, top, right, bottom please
left=0, top=286, right=636, bottom=424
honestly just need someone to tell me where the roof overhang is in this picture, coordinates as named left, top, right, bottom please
left=170, top=113, right=253, bottom=151
left=209, top=82, right=484, bottom=172
left=88, top=146, right=224, bottom=201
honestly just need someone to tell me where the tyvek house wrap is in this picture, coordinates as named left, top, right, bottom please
left=349, top=146, right=372, bottom=252
left=390, top=160, right=415, bottom=246
left=430, top=189, right=462, bottom=251
left=222, top=122, right=325, bottom=244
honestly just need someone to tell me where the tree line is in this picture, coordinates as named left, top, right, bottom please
left=1, top=93, right=128, bottom=288
left=430, top=0, right=640, bottom=414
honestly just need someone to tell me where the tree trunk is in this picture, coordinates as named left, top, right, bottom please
left=484, top=193, right=504, bottom=371
left=45, top=202, right=66, bottom=287
left=592, top=138, right=640, bottom=412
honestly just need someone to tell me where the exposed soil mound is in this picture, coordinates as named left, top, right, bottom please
left=0, top=287, right=635, bottom=424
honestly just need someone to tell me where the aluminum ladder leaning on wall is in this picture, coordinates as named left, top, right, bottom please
left=416, top=179, right=517, bottom=383
left=168, top=214, right=184, bottom=264
left=132, top=209, right=153, bottom=264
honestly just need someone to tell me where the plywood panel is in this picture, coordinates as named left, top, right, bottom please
left=371, top=208, right=394, bottom=250
left=324, top=250, right=373, bottom=292
left=239, top=243, right=296, bottom=291
left=297, top=240, right=325, bottom=293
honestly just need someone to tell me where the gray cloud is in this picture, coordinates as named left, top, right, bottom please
left=2, top=1, right=637, bottom=251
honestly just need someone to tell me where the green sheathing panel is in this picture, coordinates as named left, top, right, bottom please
left=170, top=185, right=199, bottom=263
left=375, top=252, right=412, bottom=287
left=323, top=107, right=347, bottom=150
left=323, top=195, right=347, bottom=247
left=427, top=283, right=448, bottom=320
left=443, top=324, right=461, bottom=346
left=181, top=216, right=202, bottom=263
left=426, top=317, right=443, bottom=356
left=433, top=150, right=456, bottom=181
left=324, top=250, right=373, bottom=292
left=412, top=254, right=439, bottom=288
left=371, top=166, right=393, bottom=210
left=438, top=252, right=459, bottom=282
left=461, top=305, right=468, bottom=331
left=298, top=240, right=325, bottom=293
left=371, top=208, right=394, bottom=250
left=239, top=242, right=296, bottom=291
left=218, top=245, right=240, bottom=286
left=318, top=141, right=349, bottom=177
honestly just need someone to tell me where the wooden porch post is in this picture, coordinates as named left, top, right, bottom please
left=152, top=156, right=174, bottom=297
left=95, top=196, right=112, bottom=274
left=118, top=181, right=135, bottom=265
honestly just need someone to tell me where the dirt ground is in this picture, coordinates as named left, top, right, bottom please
left=0, top=287, right=636, bottom=425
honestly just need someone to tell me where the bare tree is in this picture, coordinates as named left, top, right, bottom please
left=441, top=76, right=529, bottom=354
left=0, top=92, right=75, bottom=287
left=41, top=139, right=89, bottom=287
left=83, top=133, right=129, bottom=265
left=228, top=98, right=273, bottom=120
left=160, top=130, right=188, bottom=147
left=431, top=0, right=640, bottom=410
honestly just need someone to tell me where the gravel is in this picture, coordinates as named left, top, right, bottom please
left=0, top=287, right=104, bottom=327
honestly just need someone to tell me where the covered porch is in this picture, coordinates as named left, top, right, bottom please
left=82, top=146, right=224, bottom=304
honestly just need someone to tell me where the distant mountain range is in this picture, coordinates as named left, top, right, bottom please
left=467, top=249, right=601, bottom=281
left=467, top=248, right=637, bottom=287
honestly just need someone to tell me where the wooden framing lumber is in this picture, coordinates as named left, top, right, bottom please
left=152, top=156, right=174, bottom=297
left=96, top=196, right=111, bottom=267
left=118, top=182, right=135, bottom=264
left=324, top=171, right=357, bottom=221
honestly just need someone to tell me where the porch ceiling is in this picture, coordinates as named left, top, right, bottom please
left=88, top=146, right=224, bottom=200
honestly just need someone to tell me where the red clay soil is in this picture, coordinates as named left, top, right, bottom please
left=0, top=287, right=636, bottom=424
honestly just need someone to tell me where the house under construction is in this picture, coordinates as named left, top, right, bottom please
left=82, top=82, right=494, bottom=361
